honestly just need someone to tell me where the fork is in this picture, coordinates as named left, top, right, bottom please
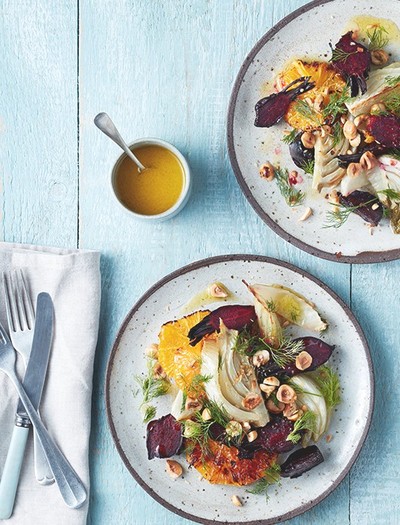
left=3, top=270, right=54, bottom=485
left=0, top=321, right=87, bottom=509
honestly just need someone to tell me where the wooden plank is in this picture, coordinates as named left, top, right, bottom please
left=350, top=260, right=400, bottom=525
left=0, top=0, right=78, bottom=247
left=78, top=0, right=351, bottom=523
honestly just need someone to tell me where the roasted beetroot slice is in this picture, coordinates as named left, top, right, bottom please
left=146, top=414, right=183, bottom=460
left=339, top=190, right=383, bottom=226
left=256, top=416, right=295, bottom=454
left=280, top=445, right=324, bottom=479
left=188, top=305, right=256, bottom=346
left=283, top=337, right=334, bottom=376
left=331, top=32, right=370, bottom=96
left=368, top=114, right=400, bottom=148
left=254, top=77, right=315, bottom=128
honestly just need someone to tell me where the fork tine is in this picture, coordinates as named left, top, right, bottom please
left=18, top=270, right=34, bottom=329
left=3, top=272, right=17, bottom=332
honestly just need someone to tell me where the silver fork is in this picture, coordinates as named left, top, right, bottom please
left=4, top=271, right=54, bottom=485
left=0, top=321, right=87, bottom=509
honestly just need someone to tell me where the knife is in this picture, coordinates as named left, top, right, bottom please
left=0, top=292, right=54, bottom=520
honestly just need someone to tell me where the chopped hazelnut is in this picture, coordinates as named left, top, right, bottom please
left=371, top=49, right=389, bottom=65
left=242, top=392, right=262, bottom=410
left=201, top=408, right=212, bottom=421
left=153, top=362, right=166, bottom=379
left=346, top=162, right=362, bottom=178
left=276, top=384, right=297, bottom=404
left=259, top=162, right=275, bottom=181
left=263, top=377, right=280, bottom=387
left=360, top=151, right=378, bottom=171
left=313, top=94, right=325, bottom=112
left=349, top=133, right=361, bottom=148
left=354, top=114, right=369, bottom=130
left=298, top=207, right=313, bottom=222
left=328, top=189, right=340, bottom=205
left=295, top=351, right=313, bottom=371
left=166, top=460, right=183, bottom=479
left=326, top=434, right=333, bottom=443
left=301, top=131, right=316, bottom=149
left=370, top=102, right=386, bottom=115
left=343, top=120, right=357, bottom=140
left=247, top=430, right=258, bottom=443
left=283, top=403, right=301, bottom=421
left=145, top=343, right=159, bottom=359
left=185, top=397, right=202, bottom=412
left=208, top=282, right=229, bottom=298
left=252, top=349, right=270, bottom=367
left=242, top=421, right=251, bottom=431
left=371, top=203, right=379, bottom=210
left=259, top=384, right=275, bottom=396
left=266, top=398, right=285, bottom=414
left=231, top=495, right=243, bottom=507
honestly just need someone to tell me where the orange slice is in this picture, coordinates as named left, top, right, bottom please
left=187, top=439, right=278, bottom=486
left=277, top=60, right=346, bottom=130
left=158, top=310, right=210, bottom=393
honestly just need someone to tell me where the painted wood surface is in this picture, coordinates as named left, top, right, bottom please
left=0, top=1, right=398, bottom=524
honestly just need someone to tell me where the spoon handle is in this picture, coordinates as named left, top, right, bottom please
left=8, top=370, right=87, bottom=509
left=94, top=112, right=145, bottom=171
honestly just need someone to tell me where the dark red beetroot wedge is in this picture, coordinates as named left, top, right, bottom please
left=254, top=77, right=315, bottom=128
left=280, top=445, right=324, bottom=479
left=339, top=190, right=383, bottom=226
left=368, top=114, right=400, bottom=148
left=146, top=414, right=183, bottom=460
left=258, top=416, right=295, bottom=453
left=331, top=32, right=370, bottom=96
left=188, top=305, right=256, bottom=346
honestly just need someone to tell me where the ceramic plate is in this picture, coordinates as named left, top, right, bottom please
left=227, top=0, right=400, bottom=263
left=106, top=255, right=373, bottom=524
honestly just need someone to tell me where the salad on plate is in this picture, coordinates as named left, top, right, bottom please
left=254, top=18, right=400, bottom=234
left=136, top=281, right=341, bottom=505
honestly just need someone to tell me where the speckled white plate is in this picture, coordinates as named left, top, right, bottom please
left=227, top=0, right=400, bottom=263
left=106, top=255, right=373, bottom=524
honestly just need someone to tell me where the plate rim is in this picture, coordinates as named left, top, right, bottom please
left=105, top=254, right=375, bottom=525
left=226, top=0, right=400, bottom=264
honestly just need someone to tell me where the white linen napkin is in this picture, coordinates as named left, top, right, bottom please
left=0, top=242, right=101, bottom=525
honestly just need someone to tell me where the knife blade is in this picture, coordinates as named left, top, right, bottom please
left=0, top=292, right=54, bottom=519
left=16, top=292, right=54, bottom=419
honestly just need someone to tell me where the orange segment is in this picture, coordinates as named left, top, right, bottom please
left=187, top=439, right=278, bottom=486
left=277, top=60, right=346, bottom=130
left=158, top=310, right=210, bottom=393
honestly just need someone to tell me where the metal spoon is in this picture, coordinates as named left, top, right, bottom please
left=94, top=112, right=146, bottom=172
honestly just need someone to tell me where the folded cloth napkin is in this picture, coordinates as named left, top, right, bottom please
left=0, top=242, right=101, bottom=525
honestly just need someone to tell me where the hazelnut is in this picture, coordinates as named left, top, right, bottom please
left=283, top=403, right=302, bottom=422
left=266, top=398, right=285, bottom=413
left=371, top=49, right=389, bottom=66
left=346, top=162, right=362, bottom=178
left=201, top=408, right=212, bottom=421
left=153, top=362, right=166, bottom=379
left=166, top=460, right=183, bottom=479
left=301, top=131, right=316, bottom=149
left=226, top=420, right=242, bottom=438
left=298, top=207, right=313, bottom=222
left=326, top=434, right=333, bottom=443
left=360, top=151, right=378, bottom=171
left=295, top=351, right=313, bottom=371
left=185, top=397, right=203, bottom=412
left=370, top=102, right=386, bottom=115
left=145, top=343, right=159, bottom=359
left=343, top=120, right=357, bottom=140
left=371, top=203, right=379, bottom=210
left=259, top=162, right=275, bottom=181
left=242, top=392, right=262, bottom=410
left=276, top=384, right=297, bottom=404
left=208, top=282, right=229, bottom=298
left=252, top=349, right=270, bottom=367
left=247, top=430, right=258, bottom=443
left=231, top=495, right=243, bottom=507
left=242, top=421, right=251, bottom=431
left=328, top=189, right=340, bottom=205
left=313, top=94, right=325, bottom=112
left=354, top=114, right=369, bottom=130
left=263, top=377, right=280, bottom=387
left=349, top=133, right=361, bottom=148
left=259, top=384, right=275, bottom=396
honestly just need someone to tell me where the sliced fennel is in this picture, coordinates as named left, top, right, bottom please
left=201, top=323, right=269, bottom=427
left=290, top=375, right=328, bottom=442
left=368, top=155, right=400, bottom=233
left=245, top=283, right=327, bottom=332
left=313, top=132, right=349, bottom=196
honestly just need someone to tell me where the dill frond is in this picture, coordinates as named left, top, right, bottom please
left=282, top=128, right=298, bottom=144
left=142, top=405, right=156, bottom=423
left=301, top=158, right=315, bottom=175
left=135, top=360, right=170, bottom=421
left=322, top=90, right=351, bottom=121
left=274, top=167, right=305, bottom=207
left=247, top=464, right=281, bottom=499
left=367, top=25, right=389, bottom=51
left=323, top=198, right=377, bottom=229
left=314, top=365, right=341, bottom=409
left=286, top=410, right=317, bottom=444
left=330, top=47, right=357, bottom=64
left=378, top=188, right=400, bottom=201
left=383, top=91, right=400, bottom=116
left=293, top=99, right=322, bottom=126
left=385, top=75, right=400, bottom=87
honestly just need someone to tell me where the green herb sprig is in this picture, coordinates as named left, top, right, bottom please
left=314, top=365, right=341, bottom=409
left=385, top=75, right=400, bottom=87
left=330, top=47, right=357, bottom=64
left=301, top=158, right=315, bottom=175
left=382, top=92, right=400, bottom=116
left=135, top=360, right=170, bottom=422
left=367, top=25, right=389, bottom=51
left=286, top=410, right=317, bottom=444
left=378, top=188, right=400, bottom=201
left=247, top=464, right=281, bottom=499
left=293, top=99, right=322, bottom=126
left=323, top=198, right=378, bottom=229
left=322, top=90, right=351, bottom=121
left=282, top=128, right=298, bottom=145
left=274, top=167, right=305, bottom=207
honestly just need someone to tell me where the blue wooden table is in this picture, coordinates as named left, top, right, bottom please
left=0, top=1, right=398, bottom=524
